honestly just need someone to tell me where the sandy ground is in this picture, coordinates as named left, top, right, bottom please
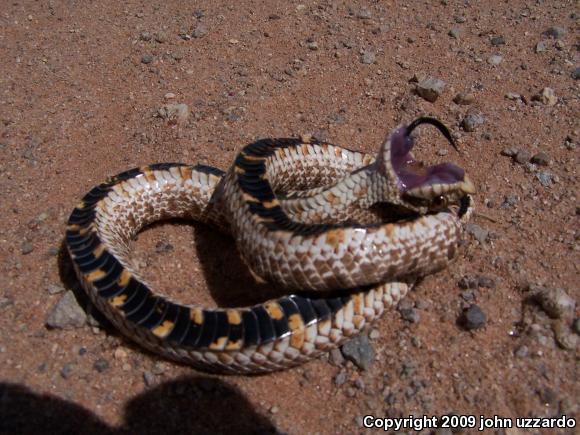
left=0, top=1, right=578, bottom=434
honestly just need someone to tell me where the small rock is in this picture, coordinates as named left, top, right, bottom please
left=461, top=113, right=485, bottom=132
left=454, top=16, right=466, bottom=23
left=93, top=359, right=110, bottom=373
left=341, top=335, right=375, bottom=370
left=192, top=23, right=208, bottom=38
left=572, top=67, right=580, bottom=80
left=535, top=41, right=547, bottom=53
left=46, top=291, right=87, bottom=329
left=399, top=307, right=420, bottom=323
left=530, top=152, right=551, bottom=166
left=460, top=304, right=487, bottom=330
left=193, top=9, right=205, bottom=18
left=465, top=223, right=488, bottom=243
left=532, top=287, right=575, bottom=319
left=490, top=36, right=505, bottom=46
left=0, top=296, right=15, bottom=309
left=461, top=290, right=475, bottom=302
left=448, top=27, right=461, bottom=39
left=500, top=195, right=518, bottom=209
left=477, top=275, right=496, bottom=288
left=306, top=41, right=318, bottom=51
left=505, top=92, right=522, bottom=101
left=360, top=50, right=375, bottom=65
left=532, top=87, right=557, bottom=106
left=334, top=371, right=347, bottom=386
left=356, top=7, right=372, bottom=20
left=143, top=371, right=156, bottom=386
left=536, top=171, right=553, bottom=187
left=269, top=406, right=279, bottom=415
left=140, top=31, right=152, bottom=41
left=21, top=241, right=33, bottom=255
left=60, top=363, right=74, bottom=379
left=114, top=347, right=128, bottom=360
left=416, top=76, right=446, bottom=102
left=155, top=240, right=174, bottom=253
left=453, top=92, right=475, bottom=105
left=500, top=147, right=518, bottom=157
left=141, top=54, right=154, bottom=64
left=369, top=329, right=380, bottom=340
left=458, top=276, right=478, bottom=290
left=544, top=26, right=566, bottom=39
left=514, top=345, right=529, bottom=358
left=553, top=321, right=578, bottom=350
left=487, top=55, right=503, bottom=65
left=329, top=348, right=345, bottom=366
left=47, top=283, right=65, bottom=295
left=154, top=31, right=167, bottom=43
left=514, top=149, right=531, bottom=164
left=436, top=149, right=448, bottom=156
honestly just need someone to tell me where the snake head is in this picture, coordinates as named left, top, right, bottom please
left=378, top=117, right=475, bottom=212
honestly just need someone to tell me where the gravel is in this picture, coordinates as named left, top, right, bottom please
left=45, top=291, right=87, bottom=329
left=341, top=335, right=375, bottom=370
left=416, top=77, right=445, bottom=102
left=460, top=304, right=487, bottom=330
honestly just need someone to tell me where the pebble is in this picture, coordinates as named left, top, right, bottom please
left=47, top=283, right=65, bottom=295
left=360, top=50, right=375, bottom=65
left=155, top=240, right=174, bottom=253
left=458, top=276, right=478, bottom=290
left=530, top=152, right=551, bottom=166
left=454, top=16, right=466, bottom=23
left=531, top=287, right=575, bottom=319
left=329, top=347, right=345, bottom=366
left=369, top=329, right=380, bottom=340
left=93, top=358, right=110, bottom=373
left=436, top=149, right=448, bottom=156
left=505, top=92, right=522, bottom=101
left=114, top=347, right=128, bottom=360
left=341, top=335, right=375, bottom=370
left=154, top=32, right=167, bottom=43
left=490, top=36, right=505, bottom=46
left=453, top=92, right=475, bottom=105
left=465, top=223, right=488, bottom=243
left=461, top=113, right=485, bottom=132
left=514, top=149, right=531, bottom=164
left=306, top=41, right=318, bottom=51
left=487, top=55, right=503, bottom=65
left=460, top=304, right=487, bottom=330
left=399, top=307, right=420, bottom=323
left=544, top=26, right=566, bottom=39
left=21, top=241, right=33, bottom=255
left=553, top=321, right=578, bottom=350
left=416, top=77, right=446, bottom=102
left=501, top=195, right=518, bottom=208
left=192, top=23, right=208, bottom=38
left=0, top=296, right=14, bottom=310
left=448, top=27, right=461, bottom=39
left=141, top=54, right=154, bottom=64
left=140, top=32, right=152, bottom=41
left=477, top=275, right=496, bottom=289
left=45, top=291, right=87, bottom=329
left=536, top=171, right=553, bottom=187
left=535, top=41, right=547, bottom=53
left=60, top=363, right=74, bottom=379
left=532, top=87, right=557, bottom=106
left=143, top=371, right=156, bottom=386
left=334, top=371, right=347, bottom=386
left=572, top=67, right=580, bottom=80
left=500, top=147, right=518, bottom=157
left=514, top=345, right=529, bottom=358
left=270, top=406, right=279, bottom=415
left=193, top=9, right=204, bottom=18
left=356, top=7, right=372, bottom=20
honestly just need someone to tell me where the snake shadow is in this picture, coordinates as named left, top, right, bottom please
left=0, top=376, right=278, bottom=435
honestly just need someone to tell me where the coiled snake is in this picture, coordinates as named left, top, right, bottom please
left=65, top=117, right=474, bottom=374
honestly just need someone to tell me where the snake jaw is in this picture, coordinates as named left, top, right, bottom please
left=386, top=118, right=475, bottom=207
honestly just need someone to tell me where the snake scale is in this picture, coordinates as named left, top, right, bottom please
left=65, top=117, right=474, bottom=374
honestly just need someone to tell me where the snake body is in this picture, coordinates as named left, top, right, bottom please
left=65, top=118, right=473, bottom=374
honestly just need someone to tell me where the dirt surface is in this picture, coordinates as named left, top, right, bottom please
left=1, top=1, right=578, bottom=434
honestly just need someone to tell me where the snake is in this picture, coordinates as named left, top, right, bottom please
left=65, top=117, right=474, bottom=374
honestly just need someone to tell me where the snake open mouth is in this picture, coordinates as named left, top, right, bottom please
left=390, top=117, right=474, bottom=195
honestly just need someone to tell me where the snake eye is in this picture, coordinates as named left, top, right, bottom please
left=433, top=195, right=447, bottom=208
